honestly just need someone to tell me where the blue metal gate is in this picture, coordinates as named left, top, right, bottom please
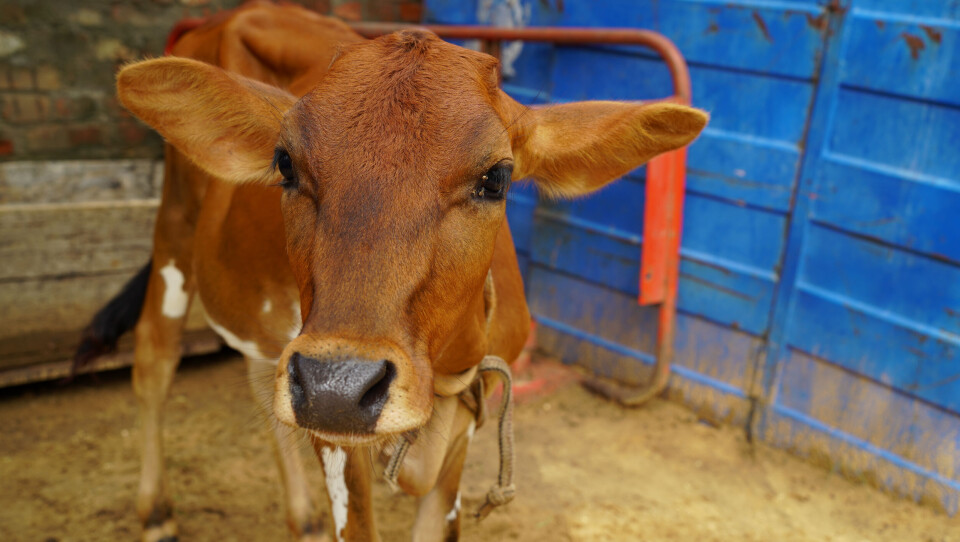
left=425, top=0, right=960, bottom=513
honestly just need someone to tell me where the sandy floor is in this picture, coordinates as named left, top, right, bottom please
left=0, top=352, right=955, bottom=542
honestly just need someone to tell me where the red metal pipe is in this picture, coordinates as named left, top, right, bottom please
left=583, top=147, right=687, bottom=406
left=164, top=17, right=206, bottom=56
left=348, top=23, right=691, bottom=104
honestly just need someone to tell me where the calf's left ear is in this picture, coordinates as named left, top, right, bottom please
left=117, top=57, right=297, bottom=184
left=505, top=97, right=708, bottom=198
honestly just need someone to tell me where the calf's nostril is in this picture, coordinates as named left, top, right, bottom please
left=286, top=354, right=396, bottom=433
left=358, top=361, right=396, bottom=411
left=288, top=353, right=305, bottom=394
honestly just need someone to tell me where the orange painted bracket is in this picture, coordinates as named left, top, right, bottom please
left=639, top=147, right=687, bottom=306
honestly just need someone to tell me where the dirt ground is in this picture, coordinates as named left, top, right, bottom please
left=1, top=352, right=956, bottom=542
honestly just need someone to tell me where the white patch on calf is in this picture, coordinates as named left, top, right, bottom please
left=446, top=491, right=461, bottom=523
left=467, top=419, right=477, bottom=441
left=261, top=299, right=272, bottom=313
left=289, top=300, right=302, bottom=341
left=321, top=446, right=349, bottom=542
left=158, top=259, right=188, bottom=318
left=206, top=317, right=268, bottom=362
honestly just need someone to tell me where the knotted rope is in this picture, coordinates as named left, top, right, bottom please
left=471, top=355, right=515, bottom=520
left=383, top=354, right=516, bottom=520
left=382, top=429, right=415, bottom=490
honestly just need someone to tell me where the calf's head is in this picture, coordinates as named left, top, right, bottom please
left=117, top=30, right=706, bottom=445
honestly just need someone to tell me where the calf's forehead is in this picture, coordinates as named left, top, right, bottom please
left=282, top=31, right=508, bottom=174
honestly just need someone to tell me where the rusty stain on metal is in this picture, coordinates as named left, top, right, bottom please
left=901, top=32, right=925, bottom=60
left=536, top=0, right=563, bottom=12
left=826, top=0, right=848, bottom=16
left=921, top=25, right=943, bottom=45
left=752, top=11, right=773, bottom=42
left=875, top=20, right=885, bottom=30
left=929, top=252, right=955, bottom=264
left=705, top=22, right=720, bottom=35
left=805, top=12, right=829, bottom=32
left=906, top=346, right=928, bottom=359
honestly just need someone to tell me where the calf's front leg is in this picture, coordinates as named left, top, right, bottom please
left=390, top=394, right=477, bottom=542
left=410, top=401, right=476, bottom=542
left=132, top=260, right=193, bottom=542
left=312, top=438, right=381, bottom=542
left=247, top=359, right=325, bottom=540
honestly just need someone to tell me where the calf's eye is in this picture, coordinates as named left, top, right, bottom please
left=475, top=162, right=512, bottom=200
left=274, top=149, right=297, bottom=189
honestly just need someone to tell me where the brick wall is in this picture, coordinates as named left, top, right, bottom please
left=0, top=0, right=423, bottom=163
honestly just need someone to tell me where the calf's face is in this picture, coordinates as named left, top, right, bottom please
left=117, top=30, right=707, bottom=446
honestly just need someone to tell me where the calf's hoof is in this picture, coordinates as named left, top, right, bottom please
left=292, top=517, right=328, bottom=542
left=142, top=517, right=178, bottom=542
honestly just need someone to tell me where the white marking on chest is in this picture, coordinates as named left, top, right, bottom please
left=321, top=446, right=349, bottom=542
left=158, top=260, right=188, bottom=318
left=467, top=419, right=477, bottom=441
left=205, top=318, right=268, bottom=362
left=261, top=299, right=272, bottom=313
left=446, top=491, right=461, bottom=523
left=289, top=300, right=302, bottom=341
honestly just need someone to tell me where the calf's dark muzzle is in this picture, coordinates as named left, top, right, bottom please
left=287, top=353, right=396, bottom=433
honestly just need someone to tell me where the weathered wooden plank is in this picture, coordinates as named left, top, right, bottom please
left=0, top=270, right=209, bottom=345
left=0, top=329, right=222, bottom=388
left=0, top=159, right=162, bottom=204
left=0, top=299, right=210, bottom=372
left=1, top=271, right=139, bottom=340
left=0, top=200, right=159, bottom=281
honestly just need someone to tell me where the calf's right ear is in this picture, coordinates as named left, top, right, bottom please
left=502, top=96, right=708, bottom=198
left=117, top=57, right=296, bottom=184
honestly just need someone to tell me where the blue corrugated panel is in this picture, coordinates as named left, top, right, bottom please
left=761, top=0, right=960, bottom=513
left=425, top=0, right=960, bottom=513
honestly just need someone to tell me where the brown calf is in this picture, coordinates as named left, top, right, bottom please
left=77, top=2, right=706, bottom=541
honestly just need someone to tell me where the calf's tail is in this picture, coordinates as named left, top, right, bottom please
left=71, top=259, right=153, bottom=375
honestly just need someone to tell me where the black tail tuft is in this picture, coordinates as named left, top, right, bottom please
left=70, top=259, right=153, bottom=376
